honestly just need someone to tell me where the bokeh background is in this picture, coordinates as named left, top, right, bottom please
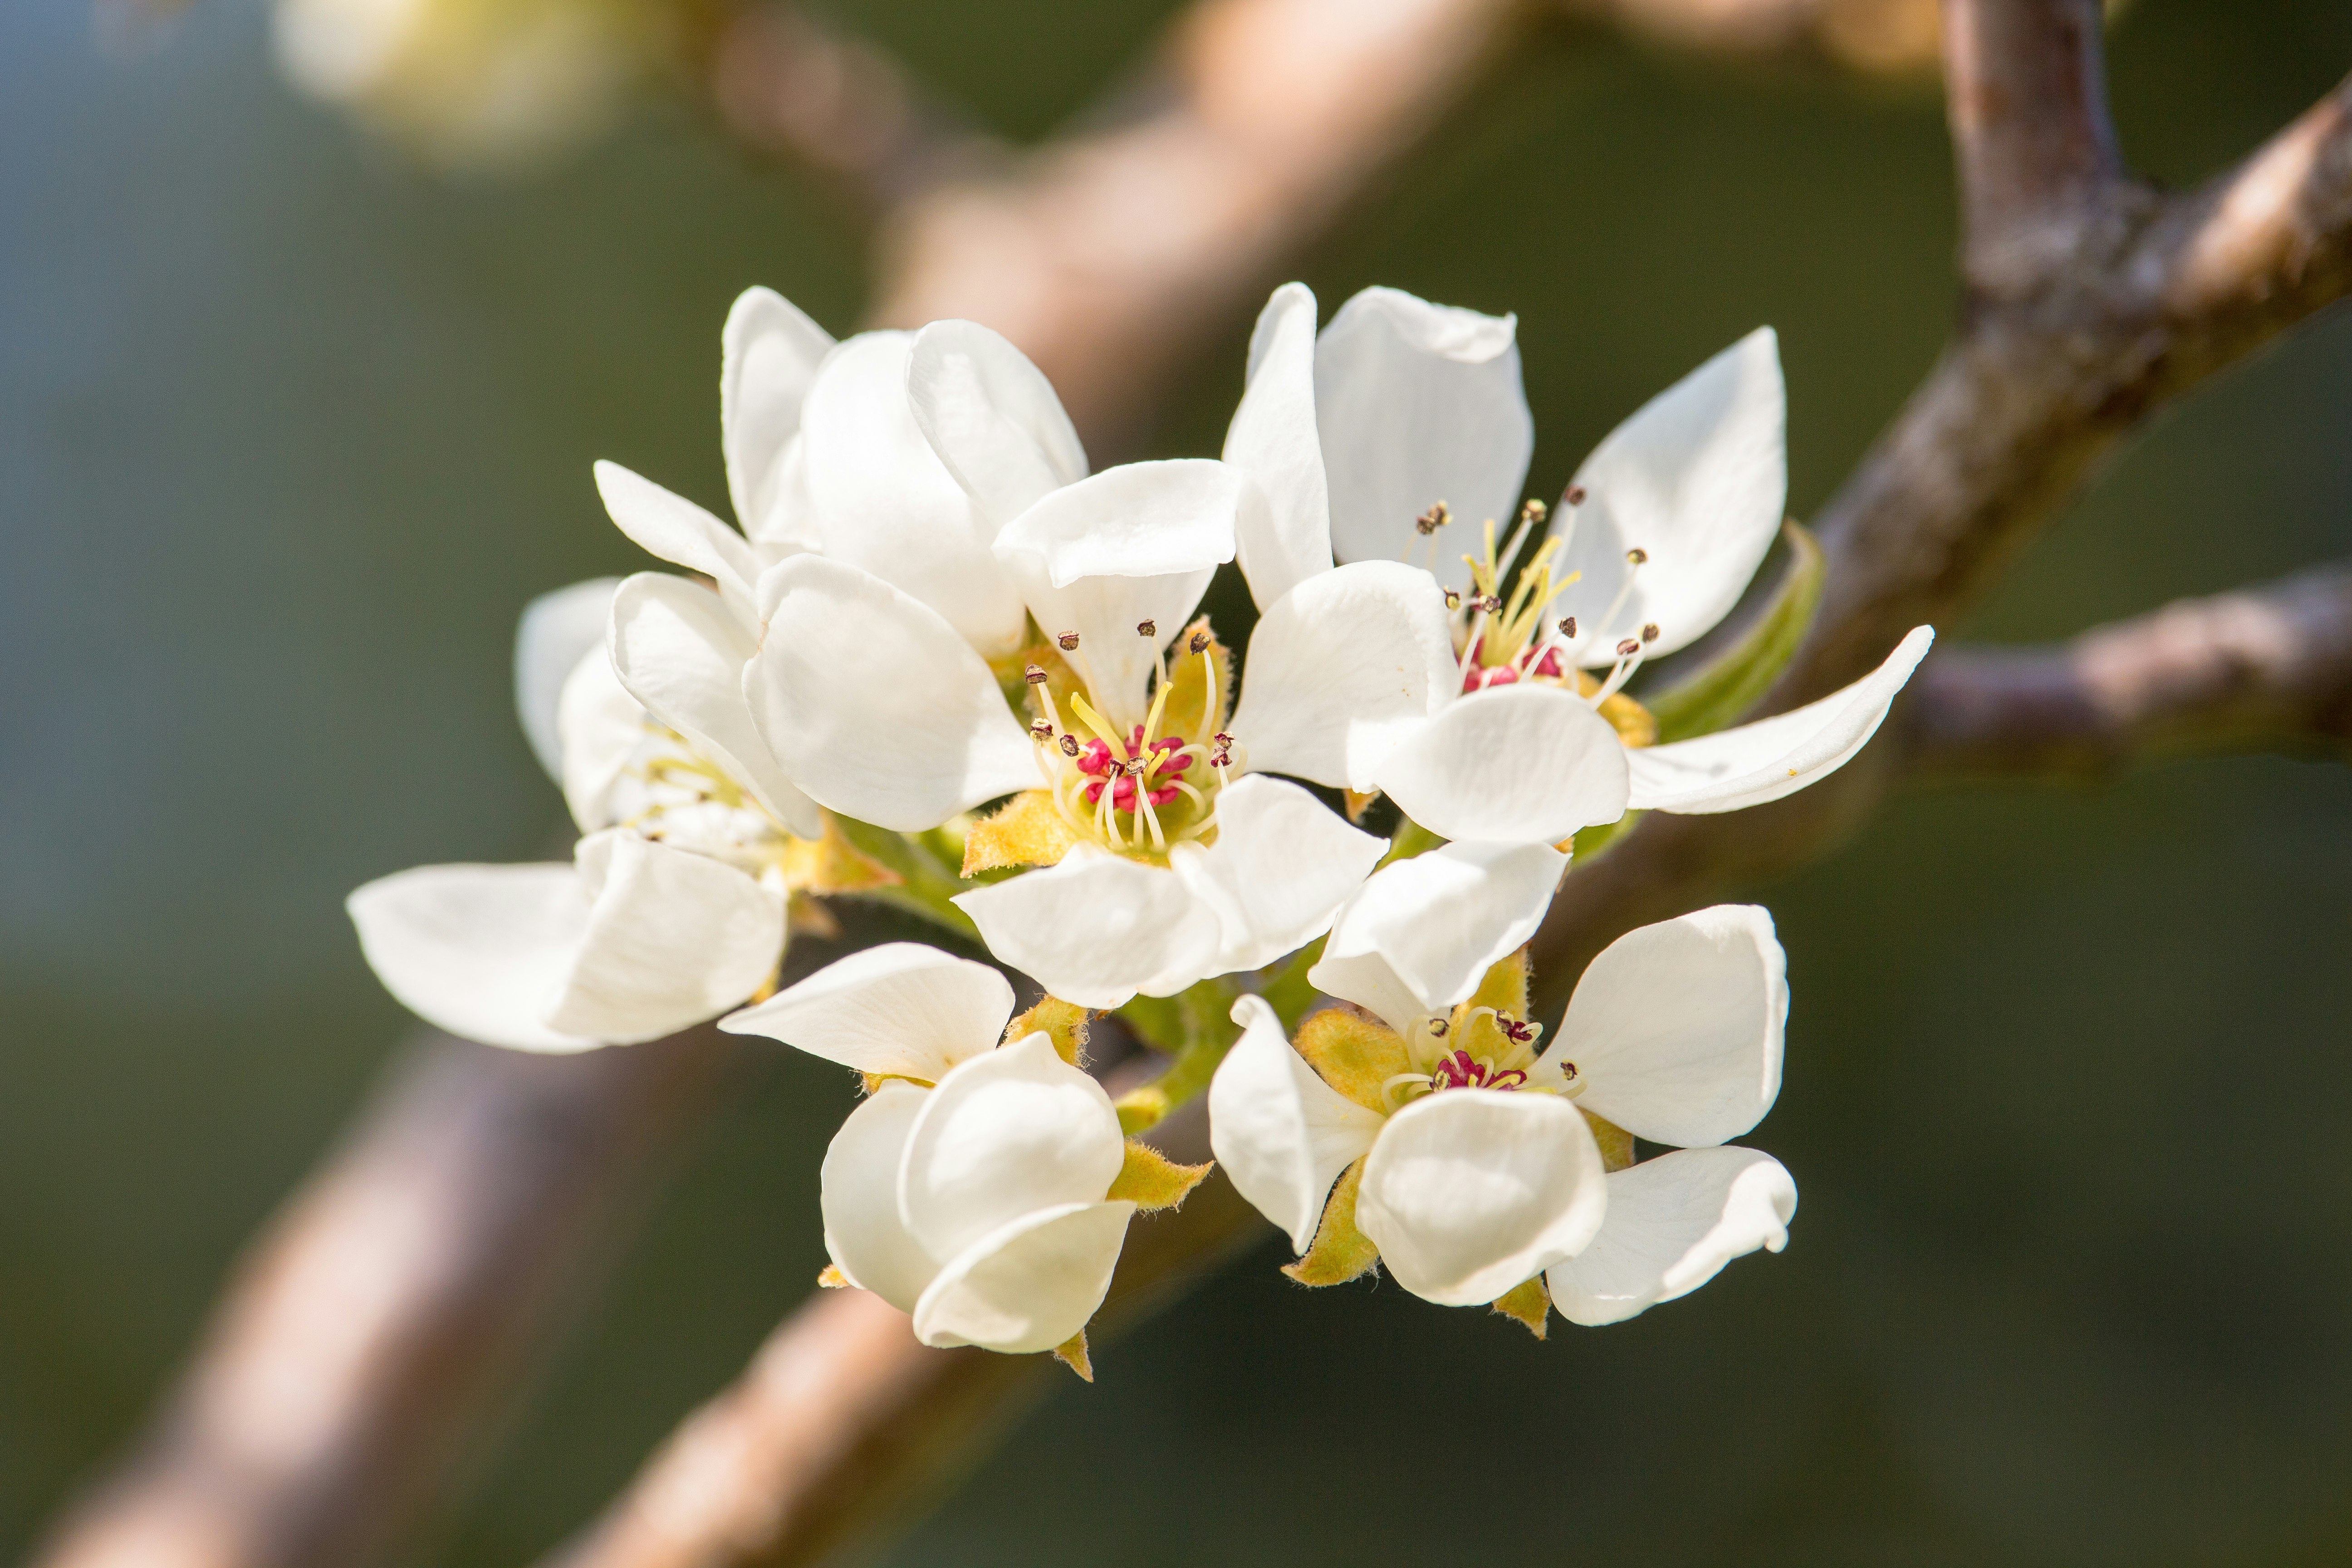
left=6, top=0, right=2352, bottom=1562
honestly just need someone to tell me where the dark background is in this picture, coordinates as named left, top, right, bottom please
left=6, top=0, right=2352, bottom=1562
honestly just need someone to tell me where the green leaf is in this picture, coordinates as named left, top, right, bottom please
left=1644, top=519, right=1824, bottom=744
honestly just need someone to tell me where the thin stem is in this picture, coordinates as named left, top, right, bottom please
left=1112, top=975, right=1241, bottom=1134
left=827, top=817, right=982, bottom=941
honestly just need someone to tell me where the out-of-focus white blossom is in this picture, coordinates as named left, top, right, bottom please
left=273, top=0, right=653, bottom=170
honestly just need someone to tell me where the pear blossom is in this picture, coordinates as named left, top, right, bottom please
left=1208, top=846, right=1796, bottom=1325
left=721, top=944, right=1207, bottom=1357
left=347, top=573, right=834, bottom=1052
left=1220, top=281, right=1935, bottom=821
left=743, top=314, right=1630, bottom=1006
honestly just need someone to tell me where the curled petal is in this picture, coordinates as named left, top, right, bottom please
left=898, top=1033, right=1127, bottom=1265
left=514, top=577, right=622, bottom=784
left=1355, top=1088, right=1607, bottom=1308
left=541, top=830, right=787, bottom=1043
left=819, top=1083, right=938, bottom=1314
left=952, top=846, right=1225, bottom=1010
left=554, top=645, right=646, bottom=833
left=348, top=861, right=598, bottom=1053
left=593, top=461, right=759, bottom=627
left=1554, top=328, right=1786, bottom=661
left=793, top=331, right=1031, bottom=657
left=1373, top=686, right=1629, bottom=845
left=1168, top=775, right=1387, bottom=977
left=907, top=318, right=1089, bottom=527
left=720, top=942, right=1014, bottom=1082
left=608, top=573, right=821, bottom=837
left=911, top=1200, right=1134, bottom=1354
left=1626, top=626, right=1934, bottom=813
left=345, top=832, right=782, bottom=1053
left=1222, top=282, right=1334, bottom=611
left=992, top=460, right=1238, bottom=729
left=721, top=286, right=835, bottom=540
left=1537, top=904, right=1786, bottom=1147
left=1548, top=1147, right=1796, bottom=1326
left=1313, top=841, right=1567, bottom=1028
left=749, top=556, right=1043, bottom=832
left=1228, top=561, right=1457, bottom=790
left=1315, top=287, right=1532, bottom=591
left=1207, top=995, right=1383, bottom=1254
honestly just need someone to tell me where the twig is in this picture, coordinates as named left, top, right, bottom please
left=1906, top=563, right=2352, bottom=779
left=28, top=1027, right=738, bottom=1568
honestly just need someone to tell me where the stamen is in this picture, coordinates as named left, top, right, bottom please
left=1189, top=631, right=1209, bottom=655
left=1626, top=547, right=1648, bottom=565
left=1641, top=622, right=1660, bottom=645
left=1024, top=663, right=1048, bottom=685
left=1445, top=588, right=1462, bottom=612
left=1563, top=485, right=1587, bottom=507
left=1057, top=630, right=1081, bottom=652
left=1426, top=1016, right=1449, bottom=1037
left=1058, top=733, right=1080, bottom=757
left=1136, top=619, right=1156, bottom=638
left=1617, top=638, right=1641, bottom=657
left=1558, top=616, right=1576, bottom=639
left=1029, top=720, right=1052, bottom=740
left=1415, top=502, right=1450, bottom=536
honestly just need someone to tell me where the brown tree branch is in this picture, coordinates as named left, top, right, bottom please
left=29, top=1026, right=740, bottom=1568
left=1905, top=563, right=2352, bottom=779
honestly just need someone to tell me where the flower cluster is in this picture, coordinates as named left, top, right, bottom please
left=348, top=281, right=1928, bottom=1362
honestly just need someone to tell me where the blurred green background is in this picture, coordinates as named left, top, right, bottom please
left=5, top=0, right=2352, bottom=1562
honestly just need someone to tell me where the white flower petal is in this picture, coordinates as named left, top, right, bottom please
left=1555, top=328, right=1786, bottom=661
left=906, top=318, right=1089, bottom=527
left=748, top=556, right=1044, bottom=832
left=608, top=572, right=822, bottom=837
left=1207, top=994, right=1384, bottom=1253
left=1626, top=626, right=1935, bottom=813
left=1168, top=775, right=1387, bottom=977
left=911, top=1200, right=1134, bottom=1354
left=721, top=286, right=835, bottom=541
left=348, top=860, right=600, bottom=1053
left=1313, top=840, right=1566, bottom=1023
left=593, top=461, right=759, bottom=626
left=991, top=460, right=1238, bottom=730
left=1539, top=904, right=1787, bottom=1147
left=1354, top=1088, right=1607, bottom=1307
left=555, top=646, right=647, bottom=833
left=1373, top=686, right=1629, bottom=845
left=539, top=829, right=787, bottom=1043
left=1315, top=287, right=1532, bottom=591
left=514, top=577, right=622, bottom=783
left=898, top=1032, right=1126, bottom=1264
left=1222, top=283, right=1333, bottom=611
left=793, top=331, right=1030, bottom=657
left=1227, top=560, right=1457, bottom=790
left=818, top=1082, right=939, bottom=1314
left=720, top=942, right=1014, bottom=1082
left=1301, top=950, right=1426, bottom=1040
left=1548, top=1147, right=1796, bottom=1326
left=951, top=845, right=1225, bottom=1010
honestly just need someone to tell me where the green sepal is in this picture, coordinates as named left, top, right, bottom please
left=1284, top=1159, right=1380, bottom=1287
left=1566, top=809, right=1646, bottom=866
left=1644, top=519, right=1824, bottom=744
left=1107, top=1140, right=1213, bottom=1210
left=1490, top=1275, right=1551, bottom=1338
left=1051, top=1329, right=1095, bottom=1382
left=1005, top=996, right=1090, bottom=1067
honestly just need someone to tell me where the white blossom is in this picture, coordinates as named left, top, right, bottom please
left=1210, top=847, right=1796, bottom=1321
left=722, top=945, right=1135, bottom=1354
left=1220, top=281, right=1933, bottom=819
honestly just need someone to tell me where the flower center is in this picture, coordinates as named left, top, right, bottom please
left=612, top=725, right=794, bottom=878
left=1021, top=623, right=1235, bottom=861
left=1382, top=1005, right=1554, bottom=1108
left=1406, top=495, right=1663, bottom=746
